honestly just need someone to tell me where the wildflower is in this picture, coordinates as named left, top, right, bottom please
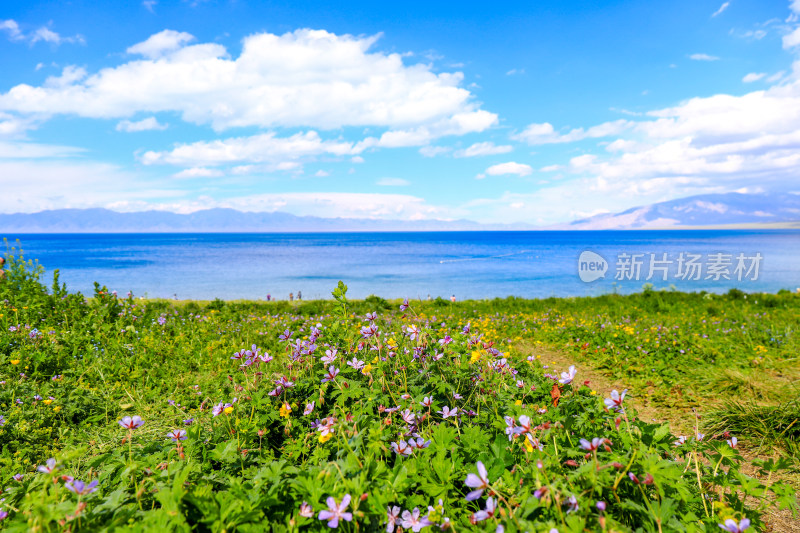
left=516, top=380, right=524, bottom=388
left=580, top=437, right=603, bottom=452
left=504, top=416, right=517, bottom=441
left=322, top=348, right=338, bottom=364
left=212, top=402, right=225, bottom=416
left=318, top=494, right=353, bottom=528
left=421, top=396, right=432, bottom=407
left=437, top=406, right=458, bottom=418
left=346, top=357, right=365, bottom=370
left=304, top=401, right=315, bottom=416
left=565, top=495, right=579, bottom=514
left=727, top=436, right=738, bottom=449
left=559, top=365, right=577, bottom=385
left=12, top=474, right=23, bottom=482
left=365, top=312, right=378, bottom=322
left=471, top=497, right=496, bottom=523
left=400, top=299, right=409, bottom=312
left=718, top=518, right=751, bottom=532
left=404, top=324, right=420, bottom=340
left=276, top=376, right=295, bottom=388
left=386, top=505, right=401, bottom=532
left=157, top=316, right=166, bottom=325
left=0, top=509, right=7, bottom=520
left=65, top=479, right=99, bottom=496
left=401, top=508, right=432, bottom=532
left=533, top=487, right=548, bottom=499
left=278, top=329, right=292, bottom=341
left=452, top=392, right=463, bottom=400
left=317, top=416, right=336, bottom=437
left=408, top=437, right=431, bottom=449
left=322, top=366, right=340, bottom=383
left=696, top=433, right=705, bottom=442
left=604, top=389, right=627, bottom=412
left=465, top=461, right=490, bottom=501
left=596, top=501, right=607, bottom=511
left=391, top=440, right=413, bottom=457
left=299, top=501, right=314, bottom=518
left=674, top=436, right=688, bottom=446
left=37, top=458, right=58, bottom=474
left=33, top=394, right=42, bottom=401
left=319, top=432, right=333, bottom=443
left=400, top=409, right=416, bottom=425
left=0, top=415, right=5, bottom=427
left=183, top=418, right=194, bottom=425
left=360, top=324, right=379, bottom=338
left=118, top=415, right=144, bottom=430
left=438, top=335, right=453, bottom=346
left=527, top=435, right=544, bottom=451
left=168, top=429, right=187, bottom=441
left=514, top=415, right=532, bottom=436
left=279, top=403, right=292, bottom=418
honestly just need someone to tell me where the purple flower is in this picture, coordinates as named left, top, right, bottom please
left=504, top=416, right=517, bottom=441
left=346, top=357, right=365, bottom=370
left=580, top=437, right=604, bottom=452
left=37, top=458, right=57, bottom=474
left=727, top=436, right=738, bottom=449
left=299, top=501, right=314, bottom=518
left=471, top=497, right=496, bottom=523
left=168, top=429, right=187, bottom=441
left=452, top=392, right=463, bottom=400
left=420, top=396, right=432, bottom=407
left=408, top=437, right=431, bottom=450
left=404, top=324, right=420, bottom=340
left=437, top=406, right=458, bottom=418
left=0, top=415, right=5, bottom=427
left=321, top=366, right=340, bottom=383
left=65, top=479, right=99, bottom=496
left=318, top=494, right=353, bottom=528
left=391, top=440, right=413, bottom=457
left=596, top=501, right=607, bottom=511
left=400, top=409, right=416, bottom=425
left=386, top=505, right=401, bottom=532
left=464, top=461, right=490, bottom=501
left=674, top=435, right=688, bottom=446
left=399, top=299, right=409, bottom=312
left=183, top=418, right=194, bottom=425
left=365, top=312, right=378, bottom=322
left=604, top=389, right=626, bottom=412
left=279, top=329, right=292, bottom=341
left=401, top=507, right=432, bottom=532
left=12, top=473, right=23, bottom=482
left=157, top=316, right=166, bottom=325
left=559, top=365, right=577, bottom=385
left=565, top=495, right=579, bottom=514
left=118, top=415, right=144, bottom=429
left=304, top=401, right=315, bottom=416
left=322, top=348, right=338, bottom=364
left=718, top=518, right=751, bottom=533
left=0, top=509, right=7, bottom=520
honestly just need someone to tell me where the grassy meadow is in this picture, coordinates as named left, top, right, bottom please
left=0, top=244, right=798, bottom=532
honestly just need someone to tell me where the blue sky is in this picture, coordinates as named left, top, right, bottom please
left=1, top=0, right=800, bottom=225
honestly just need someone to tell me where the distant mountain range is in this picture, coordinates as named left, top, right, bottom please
left=0, top=193, right=798, bottom=232
left=0, top=207, right=499, bottom=232
left=559, top=192, right=800, bottom=230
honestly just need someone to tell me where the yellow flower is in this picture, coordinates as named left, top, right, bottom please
left=53, top=406, right=61, bottom=413
left=318, top=432, right=332, bottom=443
left=279, top=403, right=292, bottom=418
left=514, top=399, right=522, bottom=406
left=10, top=360, right=19, bottom=365
left=43, top=399, right=53, bottom=405
left=362, top=364, right=372, bottom=374
left=523, top=439, right=534, bottom=453
left=223, top=406, right=234, bottom=415
left=469, top=351, right=481, bottom=364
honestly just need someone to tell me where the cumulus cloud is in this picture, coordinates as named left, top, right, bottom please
left=419, top=145, right=451, bottom=157
left=784, top=26, right=800, bottom=49
left=0, top=19, right=84, bottom=46
left=453, top=141, right=512, bottom=157
left=742, top=72, right=766, bottom=82
left=689, top=53, right=720, bottom=61
left=172, top=167, right=223, bottom=178
left=0, top=28, right=496, bottom=137
left=481, top=162, right=533, bottom=177
left=116, top=116, right=168, bottom=132
left=513, top=119, right=632, bottom=145
left=141, top=130, right=359, bottom=167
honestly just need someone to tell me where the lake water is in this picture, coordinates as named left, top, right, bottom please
left=2, top=231, right=799, bottom=300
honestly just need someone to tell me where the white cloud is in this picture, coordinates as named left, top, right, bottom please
left=0, top=20, right=23, bottom=41
left=453, top=141, right=512, bottom=157
left=784, top=26, right=800, bottom=49
left=126, top=30, right=195, bottom=59
left=482, top=161, right=533, bottom=177
left=0, top=20, right=84, bottom=46
left=172, top=167, right=223, bottom=178
left=0, top=140, right=85, bottom=158
left=0, top=28, right=496, bottom=138
left=742, top=72, right=766, bottom=82
left=506, top=68, right=525, bottom=75
left=314, top=170, right=329, bottom=177
left=142, top=1, right=157, bottom=13
left=141, top=130, right=358, bottom=167
left=689, top=53, right=720, bottom=61
left=513, top=119, right=632, bottom=145
left=350, top=156, right=365, bottom=163
left=419, top=145, right=451, bottom=157
left=376, top=177, right=410, bottom=186
left=711, top=2, right=730, bottom=17
left=116, top=116, right=168, bottom=132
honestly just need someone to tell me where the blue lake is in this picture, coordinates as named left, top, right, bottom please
left=2, top=231, right=799, bottom=300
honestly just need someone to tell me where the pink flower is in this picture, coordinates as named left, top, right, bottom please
left=420, top=396, right=432, bottom=407
left=304, top=401, right=315, bottom=416
left=401, top=507, right=432, bottom=532
left=37, top=458, right=57, bottom=474
left=318, top=494, right=353, bottom=528
left=299, top=502, right=314, bottom=518
left=464, top=461, right=490, bottom=501
left=386, top=505, right=401, bottom=532
left=118, top=415, right=144, bottom=429
left=580, top=437, right=603, bottom=452
left=437, top=406, right=458, bottom=418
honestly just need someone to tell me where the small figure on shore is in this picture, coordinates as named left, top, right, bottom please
left=451, top=294, right=456, bottom=303
left=297, top=290, right=302, bottom=301
left=266, top=294, right=271, bottom=301
left=289, top=292, right=294, bottom=302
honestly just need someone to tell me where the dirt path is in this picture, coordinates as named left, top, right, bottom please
left=517, top=343, right=800, bottom=532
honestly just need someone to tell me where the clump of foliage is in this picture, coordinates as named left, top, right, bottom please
left=0, top=242, right=796, bottom=531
